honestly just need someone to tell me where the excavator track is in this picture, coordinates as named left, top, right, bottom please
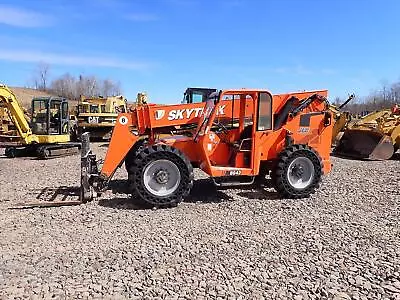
left=3, top=143, right=81, bottom=159
left=36, top=143, right=81, bottom=159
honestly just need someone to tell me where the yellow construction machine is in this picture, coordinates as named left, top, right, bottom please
left=329, top=94, right=355, bottom=146
left=0, top=106, right=14, bottom=135
left=333, top=104, right=400, bottom=160
left=0, top=103, right=31, bottom=136
left=74, top=94, right=128, bottom=140
left=0, top=84, right=81, bottom=159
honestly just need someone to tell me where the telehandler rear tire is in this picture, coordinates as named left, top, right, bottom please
left=273, top=144, right=323, bottom=199
left=128, top=144, right=193, bottom=208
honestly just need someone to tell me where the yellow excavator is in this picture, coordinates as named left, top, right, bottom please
left=334, top=104, right=400, bottom=160
left=0, top=84, right=81, bottom=159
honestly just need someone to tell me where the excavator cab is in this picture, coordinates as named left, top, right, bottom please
left=182, top=87, right=217, bottom=104
left=31, top=97, right=70, bottom=136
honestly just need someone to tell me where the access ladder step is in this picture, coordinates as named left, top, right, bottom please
left=212, top=175, right=255, bottom=187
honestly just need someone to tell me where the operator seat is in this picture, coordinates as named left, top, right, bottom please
left=228, top=124, right=253, bottom=166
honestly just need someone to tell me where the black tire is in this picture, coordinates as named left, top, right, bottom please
left=70, top=125, right=79, bottom=142
left=5, top=147, right=16, bottom=158
left=124, top=138, right=148, bottom=172
left=391, top=145, right=399, bottom=159
left=272, top=144, right=323, bottom=199
left=37, top=146, right=50, bottom=159
left=128, top=144, right=194, bottom=208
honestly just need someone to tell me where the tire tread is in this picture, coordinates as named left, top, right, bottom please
left=273, top=144, right=323, bottom=199
left=128, top=144, right=193, bottom=208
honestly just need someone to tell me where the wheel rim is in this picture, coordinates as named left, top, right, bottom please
left=143, top=159, right=181, bottom=197
left=287, top=157, right=315, bottom=189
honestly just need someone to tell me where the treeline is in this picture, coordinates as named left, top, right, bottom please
left=30, top=63, right=400, bottom=113
left=50, top=73, right=122, bottom=100
left=335, top=80, right=400, bottom=114
left=29, top=62, right=122, bottom=100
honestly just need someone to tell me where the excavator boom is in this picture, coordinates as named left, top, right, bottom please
left=0, top=84, right=36, bottom=144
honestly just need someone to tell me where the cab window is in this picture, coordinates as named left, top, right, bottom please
left=62, top=102, right=68, bottom=119
left=192, top=93, right=203, bottom=103
left=90, top=105, right=99, bottom=113
left=257, top=92, right=272, bottom=131
left=78, top=105, right=88, bottom=113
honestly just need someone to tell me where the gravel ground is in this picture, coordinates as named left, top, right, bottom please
left=0, top=144, right=399, bottom=299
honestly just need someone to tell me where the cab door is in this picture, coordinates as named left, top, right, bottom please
left=48, top=99, right=62, bottom=134
left=48, top=99, right=69, bottom=135
left=61, top=100, right=69, bottom=135
left=251, top=91, right=273, bottom=174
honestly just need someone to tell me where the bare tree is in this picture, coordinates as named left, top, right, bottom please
left=102, top=79, right=114, bottom=96
left=32, top=62, right=50, bottom=91
left=101, top=79, right=122, bottom=96
left=77, top=75, right=98, bottom=97
left=338, top=78, right=400, bottom=115
left=49, top=73, right=123, bottom=100
left=51, top=73, right=76, bottom=99
left=333, top=97, right=341, bottom=107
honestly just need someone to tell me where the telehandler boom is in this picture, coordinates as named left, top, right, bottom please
left=81, top=88, right=334, bottom=208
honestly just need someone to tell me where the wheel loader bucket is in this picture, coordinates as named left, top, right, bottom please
left=334, top=129, right=394, bottom=160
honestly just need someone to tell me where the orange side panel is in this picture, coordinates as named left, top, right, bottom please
left=279, top=112, right=333, bottom=174
left=159, top=137, right=201, bottom=163
left=209, top=142, right=232, bottom=166
left=101, top=113, right=138, bottom=177
left=273, top=90, right=328, bottom=113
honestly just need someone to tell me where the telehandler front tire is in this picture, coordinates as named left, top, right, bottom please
left=273, top=144, right=323, bottom=199
left=128, top=144, right=193, bottom=208
left=125, top=138, right=148, bottom=173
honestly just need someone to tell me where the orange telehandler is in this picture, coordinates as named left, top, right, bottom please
left=80, top=88, right=334, bottom=208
